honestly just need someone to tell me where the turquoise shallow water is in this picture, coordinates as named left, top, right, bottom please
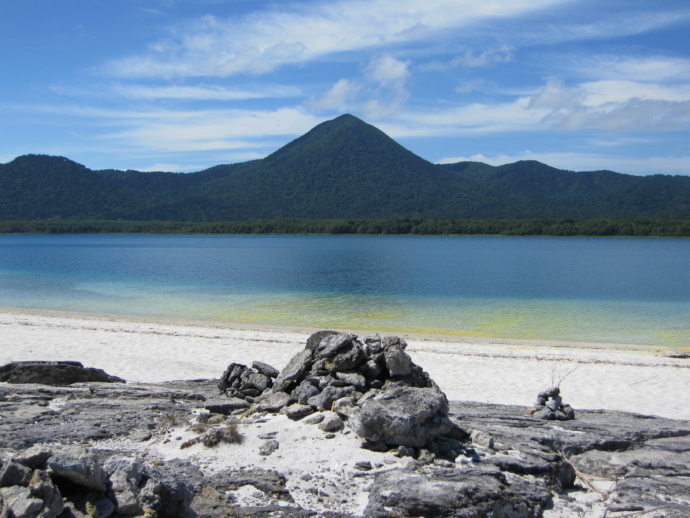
left=0, top=234, right=688, bottom=347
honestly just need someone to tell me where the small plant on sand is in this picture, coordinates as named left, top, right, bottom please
left=180, top=420, right=242, bottom=449
left=550, top=363, right=579, bottom=390
left=157, top=411, right=189, bottom=432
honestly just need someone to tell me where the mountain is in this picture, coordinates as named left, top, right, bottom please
left=1, top=114, right=689, bottom=221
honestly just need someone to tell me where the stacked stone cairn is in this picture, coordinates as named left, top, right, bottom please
left=529, top=386, right=575, bottom=420
left=218, top=330, right=468, bottom=457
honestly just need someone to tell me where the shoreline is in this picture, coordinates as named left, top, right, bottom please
left=2, top=306, right=689, bottom=420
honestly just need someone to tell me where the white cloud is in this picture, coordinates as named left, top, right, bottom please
left=111, top=83, right=301, bottom=101
left=309, top=79, right=361, bottom=111
left=569, top=55, right=690, bottom=82
left=102, top=0, right=562, bottom=78
left=437, top=151, right=690, bottom=176
left=102, top=107, right=321, bottom=153
left=310, top=55, right=411, bottom=118
left=529, top=79, right=690, bottom=131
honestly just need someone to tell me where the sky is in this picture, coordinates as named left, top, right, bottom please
left=1, top=0, right=689, bottom=175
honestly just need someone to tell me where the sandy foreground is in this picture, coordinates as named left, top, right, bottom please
left=2, top=306, right=688, bottom=420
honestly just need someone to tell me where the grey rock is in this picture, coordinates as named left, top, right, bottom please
left=252, top=361, right=279, bottom=379
left=359, top=359, right=383, bottom=380
left=0, top=486, right=44, bottom=518
left=257, top=391, right=292, bottom=412
left=204, top=398, right=250, bottom=414
left=305, top=330, right=339, bottom=351
left=364, top=468, right=551, bottom=518
left=272, top=349, right=313, bottom=392
left=0, top=457, right=32, bottom=487
left=538, top=386, right=560, bottom=398
left=313, top=333, right=354, bottom=359
left=332, top=396, right=357, bottom=419
left=108, top=470, right=142, bottom=515
left=335, top=371, right=366, bottom=390
left=28, top=469, right=63, bottom=518
left=302, top=413, right=325, bottom=425
left=382, top=336, right=407, bottom=350
left=350, top=387, right=453, bottom=448
left=318, top=412, right=343, bottom=432
left=290, top=380, right=319, bottom=405
left=47, top=446, right=107, bottom=492
left=283, top=404, right=314, bottom=420
left=244, top=371, right=271, bottom=393
left=354, top=461, right=372, bottom=471
left=307, top=385, right=355, bottom=411
left=319, top=342, right=365, bottom=372
left=0, top=361, right=124, bottom=386
left=384, top=346, right=412, bottom=377
left=218, top=362, right=246, bottom=394
left=13, top=445, right=53, bottom=470
left=259, top=440, right=280, bottom=456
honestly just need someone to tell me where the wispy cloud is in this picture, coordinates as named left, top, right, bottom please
left=101, top=107, right=321, bottom=153
left=101, top=0, right=562, bottom=79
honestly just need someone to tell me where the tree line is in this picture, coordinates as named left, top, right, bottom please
left=1, top=217, right=689, bottom=237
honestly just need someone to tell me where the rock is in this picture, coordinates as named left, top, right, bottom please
left=319, top=342, right=365, bottom=372
left=384, top=346, right=412, bottom=377
left=332, top=396, right=357, bottom=419
left=471, top=430, right=495, bottom=449
left=302, top=413, right=325, bottom=425
left=359, top=359, right=383, bottom=380
left=335, top=371, right=366, bottom=390
left=312, top=333, right=354, bottom=359
left=13, top=445, right=53, bottom=469
left=259, top=440, right=280, bottom=456
left=244, top=371, right=271, bottom=393
left=396, top=446, right=416, bottom=458
left=305, top=330, right=339, bottom=351
left=218, top=363, right=246, bottom=394
left=382, top=336, right=407, bottom=350
left=307, top=385, right=355, bottom=410
left=354, top=461, right=372, bottom=471
left=0, top=486, right=44, bottom=517
left=364, top=468, right=551, bottom=518
left=318, top=412, right=343, bottom=432
left=47, top=446, right=107, bottom=492
left=0, top=456, right=32, bottom=487
left=0, top=361, right=124, bottom=386
left=257, top=391, right=292, bottom=412
left=28, top=469, right=63, bottom=517
left=291, top=380, right=319, bottom=405
left=204, top=398, right=250, bottom=414
left=283, top=404, right=314, bottom=420
left=350, top=387, right=453, bottom=448
left=252, top=361, right=279, bottom=379
left=272, top=350, right=313, bottom=392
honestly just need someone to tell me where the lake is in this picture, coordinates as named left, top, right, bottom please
left=0, top=234, right=688, bottom=347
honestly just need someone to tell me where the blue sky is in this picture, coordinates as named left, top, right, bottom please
left=1, top=0, right=689, bottom=175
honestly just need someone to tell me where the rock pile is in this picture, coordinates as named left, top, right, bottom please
left=529, top=386, right=575, bottom=420
left=219, top=330, right=466, bottom=454
left=0, top=445, right=196, bottom=518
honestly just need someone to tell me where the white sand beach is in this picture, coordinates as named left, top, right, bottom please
left=2, top=306, right=688, bottom=420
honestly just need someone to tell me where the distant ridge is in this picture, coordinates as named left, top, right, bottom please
left=1, top=114, right=689, bottom=221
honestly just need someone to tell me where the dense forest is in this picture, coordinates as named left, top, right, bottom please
left=1, top=114, right=689, bottom=231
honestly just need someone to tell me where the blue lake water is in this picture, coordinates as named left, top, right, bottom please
left=0, top=234, right=688, bottom=347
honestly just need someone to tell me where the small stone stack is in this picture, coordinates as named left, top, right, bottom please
left=529, top=386, right=575, bottom=420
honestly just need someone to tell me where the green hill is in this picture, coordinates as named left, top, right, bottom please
left=1, top=114, right=689, bottom=221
